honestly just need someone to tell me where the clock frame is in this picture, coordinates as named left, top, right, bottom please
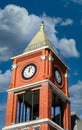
left=54, top=67, right=62, bottom=86
left=22, top=63, right=37, bottom=80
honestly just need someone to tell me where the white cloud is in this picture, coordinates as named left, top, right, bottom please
left=64, top=0, right=82, bottom=5
left=0, top=70, right=11, bottom=92
left=0, top=4, right=79, bottom=61
left=60, top=18, right=73, bottom=26
left=71, top=0, right=82, bottom=4
left=69, top=80, right=82, bottom=119
left=52, top=17, right=73, bottom=26
left=0, top=4, right=41, bottom=61
left=58, top=38, right=80, bottom=58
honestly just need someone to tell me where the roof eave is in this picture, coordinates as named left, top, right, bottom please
left=11, top=46, right=69, bottom=70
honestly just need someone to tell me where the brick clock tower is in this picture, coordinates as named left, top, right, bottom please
left=3, top=22, right=71, bottom=130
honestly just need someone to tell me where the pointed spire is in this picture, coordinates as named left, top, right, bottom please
left=40, top=21, right=45, bottom=30
left=23, top=21, right=54, bottom=53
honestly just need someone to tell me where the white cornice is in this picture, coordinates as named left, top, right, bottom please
left=11, top=46, right=49, bottom=60
left=49, top=80, right=70, bottom=103
left=11, top=46, right=69, bottom=70
left=2, top=118, right=64, bottom=130
left=7, top=79, right=70, bottom=103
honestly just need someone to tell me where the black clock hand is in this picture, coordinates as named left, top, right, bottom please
left=28, top=67, right=30, bottom=73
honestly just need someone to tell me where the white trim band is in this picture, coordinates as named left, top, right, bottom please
left=11, top=46, right=69, bottom=70
left=2, top=118, right=64, bottom=130
left=7, top=79, right=70, bottom=103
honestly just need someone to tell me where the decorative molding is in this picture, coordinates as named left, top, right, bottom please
left=49, top=56, right=54, bottom=61
left=12, top=64, right=18, bottom=69
left=40, top=55, right=46, bottom=60
left=41, top=55, right=54, bottom=61
left=65, top=73, right=68, bottom=78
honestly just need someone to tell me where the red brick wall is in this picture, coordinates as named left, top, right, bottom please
left=5, top=92, right=14, bottom=126
left=39, top=83, right=52, bottom=119
left=40, top=124, right=49, bottom=130
left=5, top=93, right=18, bottom=126
left=28, top=126, right=33, bottom=130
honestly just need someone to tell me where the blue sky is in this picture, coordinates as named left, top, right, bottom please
left=0, top=0, right=82, bottom=129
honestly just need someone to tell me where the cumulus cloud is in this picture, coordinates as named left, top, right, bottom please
left=58, top=38, right=80, bottom=58
left=0, top=4, right=41, bottom=61
left=69, top=80, right=82, bottom=119
left=60, top=18, right=73, bottom=26
left=0, top=4, right=79, bottom=61
left=0, top=70, right=11, bottom=92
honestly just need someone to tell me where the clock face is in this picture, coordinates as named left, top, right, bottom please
left=22, top=63, right=37, bottom=80
left=54, top=68, right=62, bottom=85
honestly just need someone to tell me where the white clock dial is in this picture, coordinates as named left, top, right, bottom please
left=22, top=63, right=37, bottom=79
left=54, top=68, right=62, bottom=85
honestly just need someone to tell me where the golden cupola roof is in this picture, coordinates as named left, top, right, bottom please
left=23, top=21, right=54, bottom=53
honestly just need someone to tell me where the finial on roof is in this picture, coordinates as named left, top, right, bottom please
left=40, top=21, right=45, bottom=30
